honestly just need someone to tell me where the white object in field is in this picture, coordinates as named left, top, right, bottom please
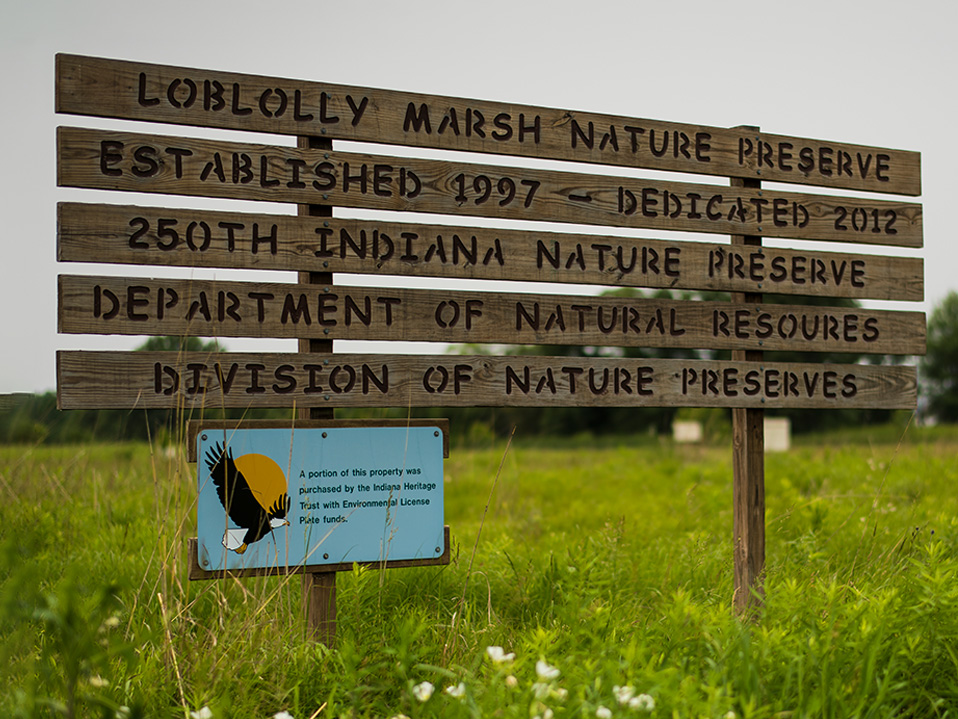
left=673, top=421, right=703, bottom=443
left=764, top=418, right=791, bottom=452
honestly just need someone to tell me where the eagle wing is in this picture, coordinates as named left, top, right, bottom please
left=204, top=442, right=267, bottom=533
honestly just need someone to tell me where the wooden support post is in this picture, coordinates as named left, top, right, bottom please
left=298, top=134, right=338, bottom=645
left=730, top=134, right=765, bottom=615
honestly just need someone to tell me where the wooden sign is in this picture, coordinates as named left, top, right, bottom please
left=57, top=351, right=918, bottom=411
left=57, top=127, right=923, bottom=247
left=58, top=275, right=926, bottom=356
left=56, top=54, right=922, bottom=195
left=54, top=54, right=926, bottom=623
left=58, top=202, right=924, bottom=302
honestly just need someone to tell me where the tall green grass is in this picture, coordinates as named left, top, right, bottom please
left=2, top=425, right=958, bottom=717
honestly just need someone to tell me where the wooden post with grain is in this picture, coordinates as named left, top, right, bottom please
left=730, top=130, right=765, bottom=613
left=298, top=133, right=337, bottom=644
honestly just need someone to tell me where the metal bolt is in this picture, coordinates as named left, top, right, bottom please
left=435, top=547, right=442, bottom=554
left=757, top=283, right=763, bottom=289
left=324, top=328, right=330, bottom=334
left=323, top=221, right=329, bottom=227
left=761, top=398, right=766, bottom=403
left=322, top=194, right=329, bottom=200
left=324, top=395, right=330, bottom=401
left=324, top=287, right=330, bottom=293
left=434, top=431, right=440, bottom=437
left=323, top=261, right=329, bottom=268
left=323, top=360, right=329, bottom=365
left=322, top=432, right=328, bottom=438
left=756, top=170, right=762, bottom=175
left=758, top=341, right=764, bottom=346
left=201, top=434, right=207, bottom=441
left=321, top=128, right=327, bottom=134
left=324, top=153, right=329, bottom=159
left=323, top=553, right=329, bottom=559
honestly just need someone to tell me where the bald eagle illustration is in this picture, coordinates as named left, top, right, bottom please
left=204, top=442, right=291, bottom=554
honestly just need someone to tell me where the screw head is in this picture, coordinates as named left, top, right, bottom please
left=201, top=433, right=207, bottom=441
left=435, top=547, right=442, bottom=553
left=323, top=552, right=329, bottom=559
left=322, top=432, right=328, bottom=438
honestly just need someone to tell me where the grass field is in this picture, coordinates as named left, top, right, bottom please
left=2, top=422, right=958, bottom=718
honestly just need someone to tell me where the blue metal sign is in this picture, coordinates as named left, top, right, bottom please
left=196, top=426, right=444, bottom=572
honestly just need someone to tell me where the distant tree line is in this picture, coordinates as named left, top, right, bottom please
left=3, top=288, right=936, bottom=446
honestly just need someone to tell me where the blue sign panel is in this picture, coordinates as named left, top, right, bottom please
left=196, top=427, right=444, bottom=572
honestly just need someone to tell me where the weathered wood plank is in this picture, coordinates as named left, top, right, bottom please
left=56, top=351, right=918, bottom=410
left=57, top=202, right=925, bottom=302
left=58, top=275, right=927, bottom=356
left=56, top=127, right=923, bottom=248
left=56, top=54, right=921, bottom=196
left=185, top=418, right=450, bottom=462
left=187, top=527, right=451, bottom=581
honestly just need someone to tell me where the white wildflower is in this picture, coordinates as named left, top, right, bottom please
left=554, top=687, right=568, bottom=700
left=486, top=645, right=515, bottom=664
left=412, top=681, right=434, bottom=702
left=597, top=706, right=613, bottom=719
left=273, top=712, right=294, bottom=719
left=614, top=685, right=635, bottom=705
left=100, top=615, right=121, bottom=632
left=543, top=709, right=554, bottom=719
left=190, top=708, right=213, bottom=719
left=115, top=707, right=130, bottom=719
left=389, top=715, right=410, bottom=719
left=445, top=682, right=466, bottom=699
left=532, top=682, right=551, bottom=699
left=505, top=674, right=519, bottom=688
left=88, top=675, right=109, bottom=688
left=536, top=660, right=560, bottom=681
left=629, top=693, right=655, bottom=711
left=724, top=712, right=737, bottom=719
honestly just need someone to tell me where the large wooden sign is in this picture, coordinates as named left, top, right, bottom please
left=56, top=54, right=921, bottom=196
left=57, top=127, right=923, bottom=247
left=54, top=53, right=926, bottom=622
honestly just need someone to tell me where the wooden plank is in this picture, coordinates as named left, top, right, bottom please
left=57, top=202, right=925, bottom=302
left=58, top=275, right=927, bottom=356
left=56, top=54, right=921, bottom=196
left=56, top=127, right=923, bottom=248
left=187, top=526, right=451, bottom=581
left=185, top=418, right=450, bottom=462
left=56, top=351, right=918, bottom=410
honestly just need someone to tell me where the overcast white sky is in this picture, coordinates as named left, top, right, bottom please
left=1, top=0, right=954, bottom=394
